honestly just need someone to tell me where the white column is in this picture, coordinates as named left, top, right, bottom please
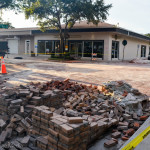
left=104, top=35, right=112, bottom=61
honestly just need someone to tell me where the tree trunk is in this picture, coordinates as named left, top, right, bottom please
left=59, top=31, right=64, bottom=57
left=60, top=37, right=64, bottom=54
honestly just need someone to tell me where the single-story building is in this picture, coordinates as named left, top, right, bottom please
left=0, top=21, right=150, bottom=61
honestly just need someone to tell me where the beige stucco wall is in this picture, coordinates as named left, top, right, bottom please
left=109, top=34, right=149, bottom=61
left=18, top=36, right=34, bottom=55
left=33, top=32, right=150, bottom=61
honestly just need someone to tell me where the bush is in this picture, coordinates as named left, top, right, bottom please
left=50, top=52, right=75, bottom=60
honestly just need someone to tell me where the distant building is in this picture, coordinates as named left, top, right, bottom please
left=0, top=21, right=149, bottom=61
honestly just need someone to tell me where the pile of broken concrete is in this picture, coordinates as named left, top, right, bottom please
left=0, top=79, right=149, bottom=150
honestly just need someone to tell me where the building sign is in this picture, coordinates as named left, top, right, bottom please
left=122, top=40, right=127, bottom=46
left=0, top=24, right=9, bottom=29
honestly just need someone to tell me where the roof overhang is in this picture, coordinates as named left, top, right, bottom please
left=0, top=30, right=32, bottom=36
left=31, top=27, right=150, bottom=42
left=0, top=26, right=149, bottom=42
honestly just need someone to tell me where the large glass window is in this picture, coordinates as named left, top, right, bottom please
left=69, top=42, right=82, bottom=57
left=45, top=41, right=53, bottom=54
left=78, top=43, right=82, bottom=57
left=93, top=41, right=104, bottom=58
left=84, top=41, right=92, bottom=57
left=141, top=45, right=146, bottom=57
left=38, top=40, right=53, bottom=54
left=38, top=41, right=45, bottom=54
left=54, top=41, right=60, bottom=53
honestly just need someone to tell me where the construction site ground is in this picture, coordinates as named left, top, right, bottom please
left=0, top=55, right=150, bottom=150
left=1, top=54, right=150, bottom=97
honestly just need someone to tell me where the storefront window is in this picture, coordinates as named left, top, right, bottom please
left=69, top=42, right=82, bottom=57
left=84, top=41, right=92, bottom=57
left=38, top=40, right=53, bottom=55
left=54, top=41, right=60, bottom=53
left=38, top=41, right=45, bottom=54
left=93, top=41, right=104, bottom=58
left=45, top=41, right=53, bottom=54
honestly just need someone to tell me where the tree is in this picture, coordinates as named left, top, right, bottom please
left=0, top=0, right=23, bottom=11
left=0, top=0, right=21, bottom=29
left=145, top=33, right=150, bottom=38
left=0, top=18, right=14, bottom=29
left=0, top=0, right=16, bottom=9
left=24, top=0, right=112, bottom=54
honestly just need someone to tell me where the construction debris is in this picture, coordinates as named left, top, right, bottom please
left=129, top=58, right=150, bottom=64
left=0, top=79, right=149, bottom=150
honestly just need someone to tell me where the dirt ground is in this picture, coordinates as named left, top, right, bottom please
left=1, top=55, right=150, bottom=96
left=0, top=55, right=150, bottom=150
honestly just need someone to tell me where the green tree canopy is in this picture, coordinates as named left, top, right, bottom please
left=0, top=0, right=23, bottom=11
left=0, top=0, right=23, bottom=29
left=0, top=0, right=17, bottom=9
left=0, top=18, right=14, bottom=29
left=0, top=0, right=18, bottom=29
left=24, top=0, right=112, bottom=52
left=145, top=33, right=150, bottom=38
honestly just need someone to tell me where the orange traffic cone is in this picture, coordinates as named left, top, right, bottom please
left=1, top=56, right=7, bottom=74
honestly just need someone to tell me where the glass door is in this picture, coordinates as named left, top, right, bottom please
left=141, top=45, right=146, bottom=57
left=45, top=41, right=52, bottom=55
left=78, top=43, right=82, bottom=57
left=93, top=41, right=104, bottom=59
left=25, top=40, right=30, bottom=55
left=112, top=41, right=119, bottom=59
left=69, top=42, right=82, bottom=57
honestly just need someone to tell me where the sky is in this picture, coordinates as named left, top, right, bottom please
left=1, top=0, right=150, bottom=34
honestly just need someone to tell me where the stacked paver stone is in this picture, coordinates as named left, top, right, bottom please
left=0, top=79, right=149, bottom=149
left=32, top=106, right=119, bottom=150
left=48, top=116, right=89, bottom=150
left=88, top=116, right=118, bottom=144
left=32, top=106, right=90, bottom=150
left=32, top=106, right=53, bottom=137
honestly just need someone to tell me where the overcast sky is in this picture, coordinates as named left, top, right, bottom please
left=2, top=0, right=150, bottom=34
